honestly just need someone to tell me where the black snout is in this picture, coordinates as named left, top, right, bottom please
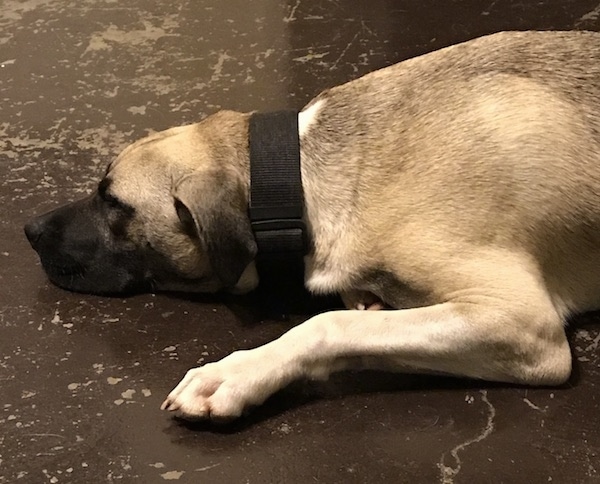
left=24, top=220, right=41, bottom=249
left=25, top=195, right=154, bottom=295
left=24, top=213, right=51, bottom=250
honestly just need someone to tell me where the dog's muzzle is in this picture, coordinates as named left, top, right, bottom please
left=24, top=197, right=150, bottom=295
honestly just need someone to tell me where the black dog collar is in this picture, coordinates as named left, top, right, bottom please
left=249, top=111, right=309, bottom=258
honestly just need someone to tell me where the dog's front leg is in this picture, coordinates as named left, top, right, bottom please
left=161, top=301, right=571, bottom=421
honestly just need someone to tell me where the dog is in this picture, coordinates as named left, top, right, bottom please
left=25, top=31, right=600, bottom=420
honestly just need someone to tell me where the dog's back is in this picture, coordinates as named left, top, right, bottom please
left=302, top=31, right=600, bottom=315
left=26, top=30, right=597, bottom=419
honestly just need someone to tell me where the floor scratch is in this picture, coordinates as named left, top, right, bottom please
left=330, top=31, right=360, bottom=69
left=576, top=2, right=600, bottom=25
left=481, top=0, right=498, bottom=16
left=283, top=0, right=301, bottom=23
left=438, top=390, right=496, bottom=484
left=194, top=463, right=221, bottom=472
left=523, top=397, right=546, bottom=413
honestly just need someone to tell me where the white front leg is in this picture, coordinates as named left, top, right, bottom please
left=161, top=298, right=571, bottom=421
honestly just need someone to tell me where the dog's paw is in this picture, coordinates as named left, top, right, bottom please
left=340, top=290, right=385, bottom=310
left=160, top=350, right=278, bottom=421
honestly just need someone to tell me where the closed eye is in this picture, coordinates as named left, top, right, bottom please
left=98, top=178, right=134, bottom=214
left=103, top=193, right=126, bottom=209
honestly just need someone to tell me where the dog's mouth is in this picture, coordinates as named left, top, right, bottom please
left=40, top=258, right=85, bottom=277
left=34, top=251, right=151, bottom=295
left=32, top=244, right=84, bottom=277
left=38, top=256, right=89, bottom=289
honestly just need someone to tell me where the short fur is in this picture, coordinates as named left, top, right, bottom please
left=25, top=31, right=600, bottom=420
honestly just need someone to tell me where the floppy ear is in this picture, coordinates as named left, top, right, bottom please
left=173, top=171, right=257, bottom=287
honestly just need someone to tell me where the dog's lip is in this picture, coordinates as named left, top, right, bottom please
left=41, top=258, right=154, bottom=295
left=39, top=258, right=85, bottom=277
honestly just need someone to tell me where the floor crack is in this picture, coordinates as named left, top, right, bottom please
left=438, top=390, right=496, bottom=484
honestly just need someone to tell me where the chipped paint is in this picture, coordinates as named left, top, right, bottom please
left=161, top=470, right=185, bottom=480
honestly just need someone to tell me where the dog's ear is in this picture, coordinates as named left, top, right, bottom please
left=173, top=171, right=257, bottom=287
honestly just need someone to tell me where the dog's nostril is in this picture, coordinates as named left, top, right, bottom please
left=24, top=220, right=44, bottom=248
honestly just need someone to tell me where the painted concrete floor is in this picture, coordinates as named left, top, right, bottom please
left=2, top=1, right=600, bottom=483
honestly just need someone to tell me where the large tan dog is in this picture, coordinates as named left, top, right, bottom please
left=25, top=31, right=600, bottom=420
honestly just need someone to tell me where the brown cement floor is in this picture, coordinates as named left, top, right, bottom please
left=2, top=1, right=600, bottom=483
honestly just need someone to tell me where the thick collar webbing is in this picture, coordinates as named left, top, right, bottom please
left=249, top=111, right=308, bottom=259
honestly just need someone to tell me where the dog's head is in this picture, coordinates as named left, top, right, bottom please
left=24, top=111, right=259, bottom=295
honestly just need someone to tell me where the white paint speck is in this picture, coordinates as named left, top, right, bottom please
left=283, top=0, right=300, bottom=22
left=121, top=389, right=135, bottom=399
left=209, top=51, right=232, bottom=82
left=107, top=377, right=122, bottom=385
left=67, top=383, right=80, bottom=391
left=127, top=105, right=146, bottom=115
left=163, top=346, right=177, bottom=352
left=293, top=52, right=329, bottom=63
left=114, top=399, right=124, bottom=406
left=51, top=309, right=61, bottom=324
left=150, top=462, right=165, bottom=468
left=21, top=391, right=36, bottom=399
left=142, top=389, right=152, bottom=397
left=161, top=470, right=185, bottom=480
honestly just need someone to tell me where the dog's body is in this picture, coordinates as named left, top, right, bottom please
left=25, top=31, right=600, bottom=419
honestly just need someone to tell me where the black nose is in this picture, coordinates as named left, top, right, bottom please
left=24, top=218, right=45, bottom=250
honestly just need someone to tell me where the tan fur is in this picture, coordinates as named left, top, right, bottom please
left=107, top=111, right=252, bottom=289
left=160, top=31, right=600, bottom=419
left=48, top=31, right=600, bottom=419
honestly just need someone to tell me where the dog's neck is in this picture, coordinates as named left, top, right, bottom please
left=203, top=107, right=363, bottom=294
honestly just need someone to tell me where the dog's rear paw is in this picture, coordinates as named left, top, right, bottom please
left=161, top=351, right=279, bottom=421
left=340, top=290, right=385, bottom=310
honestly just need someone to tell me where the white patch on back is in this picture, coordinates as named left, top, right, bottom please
left=298, top=99, right=325, bottom=138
